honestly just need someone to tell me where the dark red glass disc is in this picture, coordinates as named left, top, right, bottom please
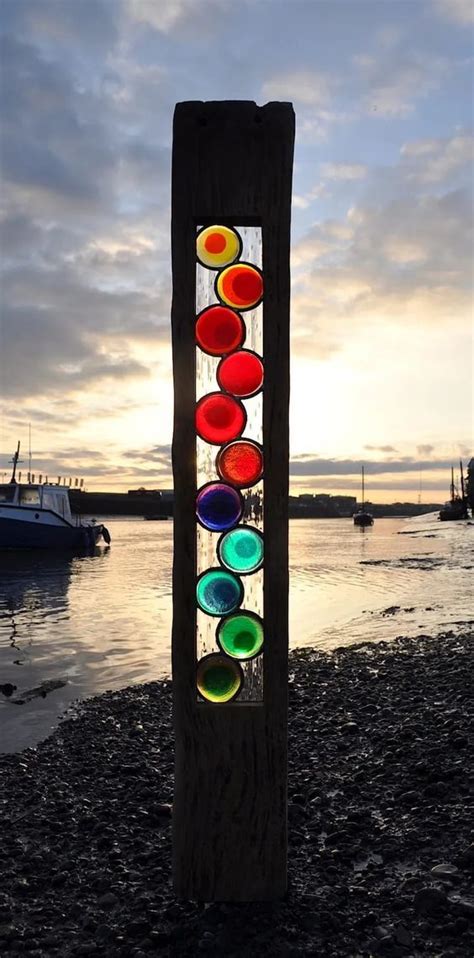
left=196, top=306, right=245, bottom=356
left=196, top=393, right=246, bottom=445
left=217, top=350, right=264, bottom=398
left=216, top=440, right=263, bottom=487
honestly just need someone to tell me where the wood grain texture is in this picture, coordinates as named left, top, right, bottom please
left=171, top=101, right=295, bottom=900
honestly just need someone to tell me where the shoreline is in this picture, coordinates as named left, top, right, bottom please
left=1, top=631, right=473, bottom=957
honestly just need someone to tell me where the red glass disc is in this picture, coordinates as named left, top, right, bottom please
left=196, top=393, right=246, bottom=445
left=217, top=440, right=263, bottom=487
left=196, top=306, right=245, bottom=356
left=217, top=350, right=264, bottom=398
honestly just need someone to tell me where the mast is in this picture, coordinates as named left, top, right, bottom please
left=450, top=466, right=455, bottom=504
left=9, top=441, right=21, bottom=483
left=362, top=465, right=365, bottom=509
left=460, top=460, right=465, bottom=501
left=460, top=460, right=467, bottom=517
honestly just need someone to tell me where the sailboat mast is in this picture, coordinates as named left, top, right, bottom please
left=9, top=441, right=21, bottom=483
left=459, top=460, right=468, bottom=518
left=362, top=465, right=365, bottom=509
left=450, top=466, right=455, bottom=503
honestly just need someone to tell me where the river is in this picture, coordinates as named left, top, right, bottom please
left=1, top=515, right=472, bottom=752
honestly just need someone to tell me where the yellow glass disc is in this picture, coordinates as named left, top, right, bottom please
left=196, top=225, right=242, bottom=269
left=197, top=653, right=243, bottom=703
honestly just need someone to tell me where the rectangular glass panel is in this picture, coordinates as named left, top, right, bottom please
left=196, top=225, right=263, bottom=703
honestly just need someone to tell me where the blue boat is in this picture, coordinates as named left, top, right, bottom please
left=0, top=444, right=111, bottom=551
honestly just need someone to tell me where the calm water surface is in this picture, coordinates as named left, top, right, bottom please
left=1, top=515, right=472, bottom=752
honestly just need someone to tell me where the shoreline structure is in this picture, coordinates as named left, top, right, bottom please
left=65, top=489, right=445, bottom=519
left=1, top=630, right=472, bottom=956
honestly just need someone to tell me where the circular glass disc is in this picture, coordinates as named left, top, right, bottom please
left=218, top=525, right=264, bottom=574
left=216, top=440, right=263, bottom=488
left=216, top=263, right=263, bottom=311
left=196, top=568, right=244, bottom=616
left=196, top=226, right=242, bottom=270
left=196, top=482, right=243, bottom=532
left=217, top=350, right=264, bottom=398
left=196, top=392, right=246, bottom=445
left=217, top=612, right=264, bottom=660
left=197, top=653, right=243, bottom=703
left=196, top=306, right=245, bottom=356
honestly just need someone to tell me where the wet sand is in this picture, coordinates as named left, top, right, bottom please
left=0, top=630, right=473, bottom=957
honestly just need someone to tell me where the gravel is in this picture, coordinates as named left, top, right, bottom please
left=1, top=631, right=473, bottom=957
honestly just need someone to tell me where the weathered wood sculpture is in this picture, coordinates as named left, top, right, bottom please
left=171, top=100, right=294, bottom=900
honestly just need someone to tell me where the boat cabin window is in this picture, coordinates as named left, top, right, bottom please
left=42, top=489, right=58, bottom=511
left=20, top=486, right=41, bottom=505
left=0, top=484, right=16, bottom=502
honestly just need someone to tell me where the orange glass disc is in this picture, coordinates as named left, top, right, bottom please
left=216, top=263, right=263, bottom=311
left=217, top=440, right=263, bottom=488
left=196, top=393, right=246, bottom=445
left=196, top=226, right=242, bottom=269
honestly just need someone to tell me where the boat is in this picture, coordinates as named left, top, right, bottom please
left=439, top=462, right=469, bottom=521
left=0, top=443, right=111, bottom=551
left=353, top=465, right=374, bottom=527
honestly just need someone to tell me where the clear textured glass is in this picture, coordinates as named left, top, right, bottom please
left=196, top=226, right=263, bottom=701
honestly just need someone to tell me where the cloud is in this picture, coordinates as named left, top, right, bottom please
left=355, top=50, right=448, bottom=116
left=400, top=132, right=473, bottom=184
left=262, top=69, right=334, bottom=107
left=435, top=0, right=474, bottom=24
left=321, top=163, right=368, bottom=181
left=126, top=0, right=228, bottom=34
left=416, top=444, right=435, bottom=456
left=0, top=36, right=117, bottom=205
left=0, top=302, right=152, bottom=398
left=364, top=445, right=399, bottom=453
left=123, top=445, right=172, bottom=466
left=290, top=456, right=458, bottom=477
left=290, top=163, right=472, bottom=359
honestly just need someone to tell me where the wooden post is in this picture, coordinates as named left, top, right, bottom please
left=171, top=100, right=294, bottom=901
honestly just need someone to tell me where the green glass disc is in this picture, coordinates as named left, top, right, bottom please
left=197, top=653, right=243, bottom=703
left=217, top=612, right=264, bottom=660
left=196, top=568, right=243, bottom=616
left=218, top=526, right=263, bottom=575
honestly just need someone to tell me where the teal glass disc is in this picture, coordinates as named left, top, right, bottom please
left=217, top=525, right=264, bottom=575
left=217, top=612, right=264, bottom=660
left=196, top=568, right=244, bottom=616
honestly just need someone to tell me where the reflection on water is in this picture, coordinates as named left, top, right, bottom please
left=1, top=516, right=472, bottom=753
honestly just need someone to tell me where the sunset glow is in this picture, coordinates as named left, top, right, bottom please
left=1, top=0, right=472, bottom=502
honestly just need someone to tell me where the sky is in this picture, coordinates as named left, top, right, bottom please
left=0, top=0, right=472, bottom=502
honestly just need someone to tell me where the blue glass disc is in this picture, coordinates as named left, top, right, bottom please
left=196, top=569, right=244, bottom=616
left=196, top=482, right=243, bottom=532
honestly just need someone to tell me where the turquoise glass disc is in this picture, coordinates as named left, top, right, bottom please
left=218, top=525, right=264, bottom=575
left=196, top=569, right=243, bottom=616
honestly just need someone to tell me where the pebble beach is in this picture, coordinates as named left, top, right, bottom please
left=1, top=630, right=473, bottom=957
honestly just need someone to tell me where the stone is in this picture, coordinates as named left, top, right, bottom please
left=430, top=864, right=460, bottom=881
left=98, top=892, right=119, bottom=908
left=393, top=922, right=412, bottom=947
left=447, top=895, right=474, bottom=917
left=414, top=887, right=446, bottom=916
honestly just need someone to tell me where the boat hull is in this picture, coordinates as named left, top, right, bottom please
left=353, top=513, right=374, bottom=527
left=0, top=516, right=103, bottom=551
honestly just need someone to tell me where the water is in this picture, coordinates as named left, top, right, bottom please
left=1, top=515, right=473, bottom=753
